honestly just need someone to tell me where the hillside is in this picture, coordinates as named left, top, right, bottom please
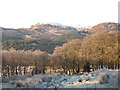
left=2, top=23, right=76, bottom=40
left=1, top=22, right=119, bottom=53
left=90, top=22, right=120, bottom=32
left=1, top=23, right=90, bottom=53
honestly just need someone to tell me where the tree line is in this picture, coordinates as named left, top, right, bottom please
left=2, top=31, right=120, bottom=78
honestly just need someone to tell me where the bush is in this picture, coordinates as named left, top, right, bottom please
left=2, top=78, right=9, bottom=83
left=42, top=76, right=52, bottom=82
left=85, top=76, right=91, bottom=81
left=16, top=80, right=25, bottom=87
left=98, top=72, right=110, bottom=84
left=78, top=79, right=82, bottom=82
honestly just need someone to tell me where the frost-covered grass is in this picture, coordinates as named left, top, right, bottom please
left=2, top=69, right=119, bottom=88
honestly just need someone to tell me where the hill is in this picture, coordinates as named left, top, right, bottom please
left=90, top=22, right=120, bottom=32
left=1, top=22, right=119, bottom=53
left=1, top=23, right=90, bottom=53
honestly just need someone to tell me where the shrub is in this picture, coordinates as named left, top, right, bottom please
left=98, top=72, right=109, bottom=84
left=78, top=79, right=82, bottom=82
left=42, top=76, right=52, bottom=82
left=16, top=80, right=25, bottom=87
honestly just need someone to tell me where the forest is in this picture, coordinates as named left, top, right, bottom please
left=2, top=30, right=120, bottom=78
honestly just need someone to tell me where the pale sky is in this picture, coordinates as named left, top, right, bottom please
left=0, top=0, right=119, bottom=28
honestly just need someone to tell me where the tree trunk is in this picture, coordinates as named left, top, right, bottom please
left=15, top=65, right=18, bottom=75
left=35, top=67, right=38, bottom=74
left=118, top=58, right=120, bottom=69
left=24, top=66, right=26, bottom=75
left=7, top=65, right=10, bottom=77
left=43, top=65, right=45, bottom=74
left=77, top=63, right=80, bottom=73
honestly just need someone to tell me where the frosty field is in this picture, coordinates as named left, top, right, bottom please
left=1, top=69, right=119, bottom=89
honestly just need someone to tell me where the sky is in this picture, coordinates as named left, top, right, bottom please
left=0, top=0, right=119, bottom=28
